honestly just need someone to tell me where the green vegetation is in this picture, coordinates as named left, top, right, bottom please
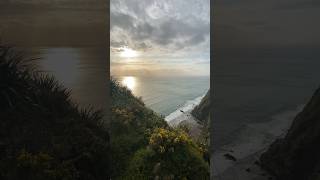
left=110, top=78, right=209, bottom=179
left=0, top=44, right=209, bottom=179
left=0, top=46, right=110, bottom=180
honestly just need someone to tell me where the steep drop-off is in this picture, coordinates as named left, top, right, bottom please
left=191, top=90, right=210, bottom=126
left=260, top=87, right=320, bottom=180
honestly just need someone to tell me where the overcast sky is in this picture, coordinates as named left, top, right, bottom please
left=110, top=0, right=210, bottom=77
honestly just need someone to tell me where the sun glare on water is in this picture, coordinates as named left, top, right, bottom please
left=122, top=76, right=136, bottom=91
left=120, top=47, right=138, bottom=58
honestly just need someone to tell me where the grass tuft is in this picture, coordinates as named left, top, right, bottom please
left=0, top=45, right=110, bottom=180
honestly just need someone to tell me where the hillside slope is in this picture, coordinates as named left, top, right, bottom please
left=109, top=78, right=210, bottom=179
left=0, top=46, right=110, bottom=179
left=260, top=87, right=320, bottom=180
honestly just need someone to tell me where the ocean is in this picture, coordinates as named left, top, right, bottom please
left=23, top=47, right=210, bottom=119
left=212, top=55, right=320, bottom=175
left=114, top=76, right=210, bottom=117
left=24, top=47, right=109, bottom=112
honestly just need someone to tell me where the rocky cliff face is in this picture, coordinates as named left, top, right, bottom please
left=260, top=87, right=320, bottom=180
left=192, top=90, right=210, bottom=126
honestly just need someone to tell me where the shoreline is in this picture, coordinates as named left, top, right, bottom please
left=164, top=93, right=207, bottom=138
left=165, top=93, right=207, bottom=126
left=212, top=105, right=304, bottom=179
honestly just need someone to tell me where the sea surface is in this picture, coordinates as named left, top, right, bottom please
left=22, top=46, right=209, bottom=118
left=114, top=76, right=210, bottom=117
left=23, top=47, right=108, bottom=112
left=213, top=56, right=320, bottom=150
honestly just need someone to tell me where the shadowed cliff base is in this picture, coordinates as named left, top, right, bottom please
left=192, top=89, right=210, bottom=126
left=260, top=86, right=320, bottom=180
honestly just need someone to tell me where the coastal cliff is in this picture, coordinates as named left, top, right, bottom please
left=260, top=87, right=320, bottom=180
left=191, top=90, right=210, bottom=126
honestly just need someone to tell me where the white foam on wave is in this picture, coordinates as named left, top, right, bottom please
left=165, top=92, right=207, bottom=124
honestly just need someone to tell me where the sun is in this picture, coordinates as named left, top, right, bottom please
left=120, top=47, right=138, bottom=58
left=122, top=76, right=136, bottom=91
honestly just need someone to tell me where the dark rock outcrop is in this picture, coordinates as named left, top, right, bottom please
left=191, top=90, right=210, bottom=126
left=260, top=87, right=320, bottom=180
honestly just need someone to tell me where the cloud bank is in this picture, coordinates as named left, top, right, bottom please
left=110, top=0, right=210, bottom=77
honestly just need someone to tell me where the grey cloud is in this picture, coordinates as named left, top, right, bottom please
left=151, top=18, right=209, bottom=49
left=110, top=0, right=210, bottom=52
left=111, top=40, right=151, bottom=52
left=111, top=15, right=209, bottom=49
left=110, top=40, right=127, bottom=48
left=187, top=34, right=206, bottom=45
left=133, top=22, right=154, bottom=40
left=134, top=42, right=152, bottom=51
left=110, top=12, right=134, bottom=30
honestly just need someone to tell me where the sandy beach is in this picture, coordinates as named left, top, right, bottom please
left=212, top=105, right=304, bottom=180
left=167, top=109, right=203, bottom=138
left=212, top=144, right=276, bottom=180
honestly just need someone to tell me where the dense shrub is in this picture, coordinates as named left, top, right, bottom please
left=125, top=128, right=209, bottom=180
left=0, top=46, right=110, bottom=180
left=109, top=78, right=167, bottom=178
left=109, top=78, right=209, bottom=179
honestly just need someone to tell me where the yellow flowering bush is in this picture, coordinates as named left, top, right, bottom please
left=149, top=128, right=192, bottom=154
left=125, top=127, right=209, bottom=179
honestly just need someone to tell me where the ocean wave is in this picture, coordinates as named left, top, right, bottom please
left=165, top=92, right=207, bottom=123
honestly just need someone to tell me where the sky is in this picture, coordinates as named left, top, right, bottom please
left=0, top=0, right=108, bottom=47
left=110, top=0, right=210, bottom=77
left=214, top=0, right=320, bottom=57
